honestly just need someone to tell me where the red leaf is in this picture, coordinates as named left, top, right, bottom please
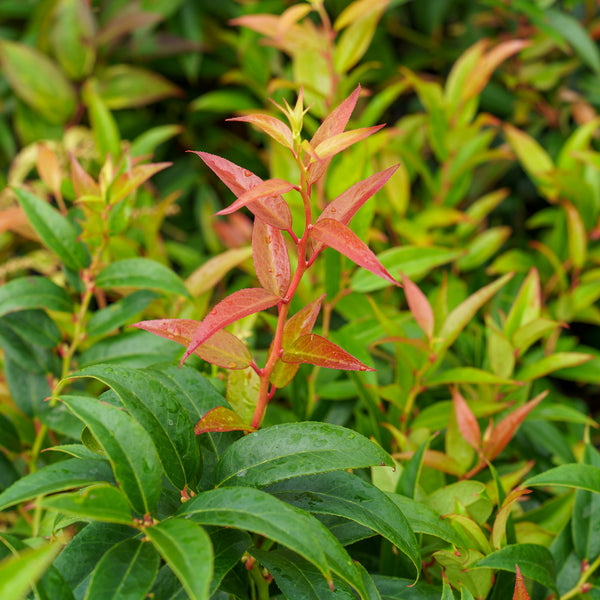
left=307, top=85, right=361, bottom=184
left=310, top=219, right=399, bottom=287
left=451, top=387, right=481, bottom=451
left=281, top=333, right=374, bottom=371
left=70, top=153, right=100, bottom=198
left=132, top=319, right=252, bottom=369
left=483, top=390, right=547, bottom=462
left=311, top=125, right=385, bottom=162
left=252, top=218, right=291, bottom=297
left=194, top=406, right=255, bottom=434
left=316, top=165, right=399, bottom=227
left=402, top=272, right=434, bottom=340
left=215, top=178, right=294, bottom=230
left=513, top=565, right=531, bottom=600
left=227, top=114, right=294, bottom=149
left=182, top=288, right=282, bottom=365
left=109, top=162, right=172, bottom=204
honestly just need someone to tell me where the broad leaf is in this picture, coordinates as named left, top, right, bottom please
left=572, top=443, right=600, bottom=561
left=182, top=288, right=281, bottom=364
left=145, top=518, right=213, bottom=600
left=96, top=259, right=191, bottom=299
left=311, top=219, right=399, bottom=286
left=132, top=319, right=252, bottom=369
left=84, top=538, right=160, bottom=600
left=372, top=574, right=445, bottom=599
left=252, top=218, right=291, bottom=297
left=282, top=333, right=374, bottom=371
left=266, top=471, right=420, bottom=577
left=60, top=395, right=162, bottom=515
left=15, top=188, right=89, bottom=271
left=216, top=421, right=393, bottom=487
left=524, top=464, right=600, bottom=494
left=194, top=406, right=255, bottom=434
left=0, top=277, right=73, bottom=317
left=227, top=114, right=293, bottom=148
left=0, top=458, right=114, bottom=511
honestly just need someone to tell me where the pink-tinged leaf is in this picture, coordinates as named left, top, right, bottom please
left=252, top=218, right=291, bottom=297
left=70, top=153, right=100, bottom=198
left=194, top=406, right=255, bottom=434
left=513, top=565, right=531, bottom=600
left=483, top=391, right=547, bottom=462
left=215, top=178, right=295, bottom=230
left=37, top=144, right=62, bottom=196
left=402, top=272, right=434, bottom=340
left=307, top=85, right=361, bottom=184
left=311, top=219, right=399, bottom=287
left=182, top=288, right=281, bottom=365
left=312, top=125, right=385, bottom=162
left=132, top=319, right=252, bottom=369
left=451, top=387, right=481, bottom=450
left=317, top=165, right=399, bottom=227
left=109, top=162, right=172, bottom=204
left=281, top=333, right=374, bottom=371
left=227, top=114, right=294, bottom=149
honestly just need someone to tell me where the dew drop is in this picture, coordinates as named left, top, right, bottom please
left=330, top=207, right=337, bottom=213
left=359, top=365, right=367, bottom=371
left=227, top=361, right=237, bottom=368
left=265, top=236, right=271, bottom=244
left=211, top=309, right=217, bottom=315
left=168, top=419, right=173, bottom=426
left=244, top=170, right=252, bottom=177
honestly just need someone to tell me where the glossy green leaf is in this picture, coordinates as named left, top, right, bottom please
left=40, top=483, right=133, bottom=525
left=0, top=309, right=61, bottom=349
left=130, top=124, right=183, bottom=157
left=209, top=528, right=251, bottom=595
left=66, top=365, right=199, bottom=490
left=524, top=464, right=600, bottom=494
left=475, top=543, right=557, bottom=594
left=0, top=277, right=73, bottom=317
left=96, top=258, right=191, bottom=299
left=60, top=395, right=161, bottom=515
left=216, top=422, right=393, bottom=487
left=0, top=458, right=114, bottom=511
left=372, top=574, right=442, bottom=599
left=0, top=39, right=76, bottom=124
left=425, top=367, right=515, bottom=387
left=266, top=471, right=420, bottom=576
left=0, top=538, right=65, bottom=600
left=516, top=352, right=593, bottom=381
left=145, top=518, right=213, bottom=600
left=178, top=486, right=367, bottom=598
left=572, top=444, right=600, bottom=561
left=85, top=537, right=160, bottom=600
left=15, top=188, right=89, bottom=271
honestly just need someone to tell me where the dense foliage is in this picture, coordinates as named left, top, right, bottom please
left=1, top=1, right=600, bottom=599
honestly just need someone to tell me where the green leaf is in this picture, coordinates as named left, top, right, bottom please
left=475, top=543, right=557, bottom=594
left=0, top=277, right=73, bottom=317
left=87, top=291, right=159, bottom=338
left=40, top=483, right=133, bottom=525
left=60, top=395, right=162, bottom=515
left=397, top=436, right=431, bottom=499
left=145, top=518, right=213, bottom=600
left=0, top=39, right=76, bottom=124
left=209, top=529, right=251, bottom=595
left=96, top=258, right=191, bottom=299
left=130, top=124, right=183, bottom=157
left=216, top=422, right=393, bottom=487
left=66, top=365, right=200, bottom=490
left=0, top=309, right=61, bottom=348
left=3, top=356, right=51, bottom=417
left=371, top=574, right=442, bottom=599
left=15, top=188, right=89, bottom=271
left=178, top=486, right=367, bottom=598
left=82, top=80, right=120, bottom=159
left=0, top=539, right=65, bottom=600
left=524, top=464, right=600, bottom=494
left=425, top=367, right=515, bottom=387
left=334, top=10, right=382, bottom=74
left=516, top=352, right=593, bottom=381
left=572, top=444, right=600, bottom=561
left=0, top=458, right=114, bottom=511
left=0, top=414, right=20, bottom=453
left=266, top=471, right=420, bottom=578
left=85, top=538, right=160, bottom=600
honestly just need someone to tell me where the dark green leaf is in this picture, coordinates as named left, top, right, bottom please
left=573, top=444, right=600, bottom=561
left=0, top=458, right=114, bottom=511
left=0, top=309, right=61, bottom=348
left=0, top=277, right=73, bottom=317
left=209, top=529, right=251, bottom=595
left=216, top=422, right=393, bottom=488
left=85, top=538, right=160, bottom=600
left=372, top=574, right=443, bottom=599
left=96, top=259, right=191, bottom=299
left=145, top=518, right=213, bottom=600
left=3, top=356, right=51, bottom=417
left=15, top=188, right=89, bottom=271
left=0, top=414, right=20, bottom=453
left=524, top=464, right=600, bottom=494
left=397, top=436, right=431, bottom=499
left=0, top=317, right=58, bottom=374
left=60, top=395, right=162, bottom=515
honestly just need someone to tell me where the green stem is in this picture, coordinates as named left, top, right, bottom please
left=561, top=554, right=600, bottom=600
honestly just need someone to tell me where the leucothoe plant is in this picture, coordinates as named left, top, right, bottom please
left=134, top=85, right=401, bottom=430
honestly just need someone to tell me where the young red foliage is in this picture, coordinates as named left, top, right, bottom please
left=194, top=406, right=256, bottom=434
left=451, top=387, right=481, bottom=451
left=70, top=153, right=100, bottom=198
left=252, top=218, right=291, bottom=297
left=109, top=162, right=172, bottom=205
left=181, top=288, right=282, bottom=365
left=311, top=124, right=385, bottom=162
left=311, top=219, right=399, bottom=286
left=227, top=114, right=294, bottom=149
left=131, top=319, right=252, bottom=369
left=282, top=333, right=374, bottom=371
left=402, top=272, right=434, bottom=341
left=513, top=565, right=531, bottom=600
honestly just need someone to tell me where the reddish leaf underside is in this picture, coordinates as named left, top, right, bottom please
left=227, top=114, right=294, bottom=149
left=194, top=406, right=256, bottom=434
left=402, top=272, right=434, bottom=340
left=281, top=333, right=374, bottom=371
left=182, top=288, right=282, bottom=365
left=252, top=218, right=291, bottom=297
left=451, top=387, right=481, bottom=450
left=131, top=319, right=252, bottom=369
left=311, top=219, right=399, bottom=287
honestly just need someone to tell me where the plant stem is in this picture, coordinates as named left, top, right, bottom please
left=561, top=554, right=600, bottom=600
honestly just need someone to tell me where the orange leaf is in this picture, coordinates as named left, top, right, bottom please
left=402, top=272, right=434, bottom=341
left=312, top=124, right=385, bottom=162
left=252, top=218, right=291, bottom=297
left=451, top=387, right=481, bottom=451
left=70, top=153, right=100, bottom=198
left=513, top=565, right=531, bottom=600
left=194, top=406, right=255, bottom=434
left=227, top=114, right=294, bottom=149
